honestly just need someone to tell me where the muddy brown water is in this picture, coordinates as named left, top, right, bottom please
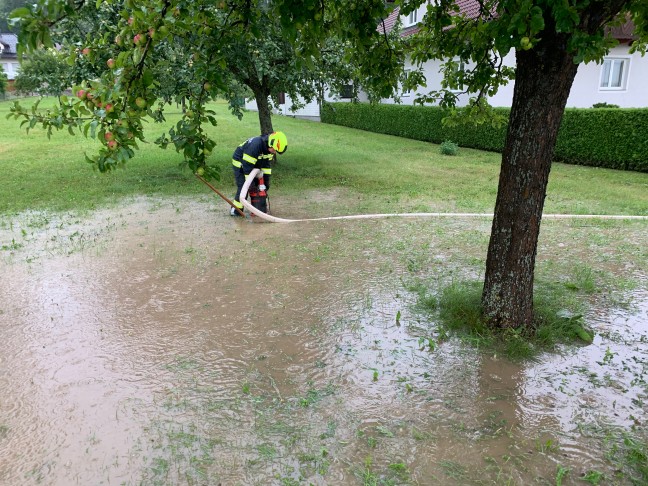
left=1, top=197, right=647, bottom=485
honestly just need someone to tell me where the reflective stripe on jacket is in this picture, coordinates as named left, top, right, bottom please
left=232, top=134, right=273, bottom=175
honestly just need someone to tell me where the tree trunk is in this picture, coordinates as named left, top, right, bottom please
left=481, top=38, right=579, bottom=329
left=250, top=84, right=274, bottom=135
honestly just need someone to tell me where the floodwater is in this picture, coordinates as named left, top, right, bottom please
left=1, top=197, right=647, bottom=485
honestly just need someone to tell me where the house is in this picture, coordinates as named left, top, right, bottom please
left=382, top=2, right=647, bottom=109
left=246, top=3, right=647, bottom=119
left=245, top=83, right=367, bottom=122
left=0, top=33, right=19, bottom=85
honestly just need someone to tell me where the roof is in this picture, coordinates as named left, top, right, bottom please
left=608, top=20, right=638, bottom=42
left=0, top=33, right=18, bottom=58
left=378, top=1, right=485, bottom=37
left=378, top=2, right=636, bottom=41
left=377, top=7, right=421, bottom=37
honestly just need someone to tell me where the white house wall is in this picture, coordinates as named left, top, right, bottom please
left=244, top=90, right=369, bottom=121
left=393, top=44, right=646, bottom=109
left=567, top=44, right=648, bottom=108
left=383, top=57, right=475, bottom=107
left=244, top=96, right=321, bottom=120
left=484, top=45, right=648, bottom=108
left=487, top=45, right=648, bottom=108
left=482, top=51, right=516, bottom=108
left=0, top=60, right=20, bottom=80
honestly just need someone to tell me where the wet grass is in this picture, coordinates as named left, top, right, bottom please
left=412, top=279, right=597, bottom=361
left=392, top=216, right=648, bottom=363
left=2, top=97, right=648, bottom=216
left=354, top=456, right=412, bottom=486
left=0, top=424, right=8, bottom=440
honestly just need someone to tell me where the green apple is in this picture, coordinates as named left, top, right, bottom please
left=520, top=37, right=532, bottom=50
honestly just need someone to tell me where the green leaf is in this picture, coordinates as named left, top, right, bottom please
left=142, top=69, right=154, bottom=87
left=8, top=7, right=31, bottom=19
left=89, top=120, right=98, bottom=139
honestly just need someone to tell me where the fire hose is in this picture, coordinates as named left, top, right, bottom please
left=241, top=169, right=648, bottom=223
left=203, top=168, right=648, bottom=223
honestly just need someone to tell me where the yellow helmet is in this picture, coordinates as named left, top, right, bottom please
left=268, top=131, right=287, bottom=154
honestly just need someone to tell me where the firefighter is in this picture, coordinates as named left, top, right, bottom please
left=230, top=131, right=288, bottom=216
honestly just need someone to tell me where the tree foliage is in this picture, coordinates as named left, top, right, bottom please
left=403, top=0, right=648, bottom=122
left=13, top=48, right=70, bottom=96
left=0, top=0, right=28, bottom=32
left=0, top=69, right=7, bottom=96
left=7, top=0, right=404, bottom=178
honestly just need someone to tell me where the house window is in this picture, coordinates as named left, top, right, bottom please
left=448, top=60, right=466, bottom=92
left=600, top=58, right=628, bottom=90
left=402, top=69, right=411, bottom=97
left=340, top=84, right=354, bottom=99
left=406, top=9, right=418, bottom=26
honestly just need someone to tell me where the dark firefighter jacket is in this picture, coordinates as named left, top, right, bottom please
left=232, top=134, right=273, bottom=177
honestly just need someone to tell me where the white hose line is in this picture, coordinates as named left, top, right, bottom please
left=240, top=169, right=648, bottom=223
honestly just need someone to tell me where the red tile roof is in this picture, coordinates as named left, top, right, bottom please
left=378, top=2, right=635, bottom=41
left=378, top=1, right=485, bottom=37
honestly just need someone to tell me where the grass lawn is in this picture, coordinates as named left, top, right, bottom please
left=1, top=96, right=647, bottom=216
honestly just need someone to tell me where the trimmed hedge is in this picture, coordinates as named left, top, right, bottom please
left=321, top=102, right=648, bottom=172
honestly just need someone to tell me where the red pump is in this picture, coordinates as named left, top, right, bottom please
left=249, top=178, right=268, bottom=215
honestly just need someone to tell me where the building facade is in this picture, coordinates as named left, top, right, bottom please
left=0, top=33, right=19, bottom=83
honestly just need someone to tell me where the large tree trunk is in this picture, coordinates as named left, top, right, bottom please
left=481, top=38, right=579, bottom=329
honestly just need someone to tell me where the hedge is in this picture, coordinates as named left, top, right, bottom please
left=321, top=102, right=648, bottom=172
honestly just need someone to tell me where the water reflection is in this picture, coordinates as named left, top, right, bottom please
left=0, top=199, right=646, bottom=485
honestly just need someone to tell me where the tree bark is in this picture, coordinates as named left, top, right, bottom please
left=481, top=36, right=579, bottom=329
left=249, top=83, right=274, bottom=135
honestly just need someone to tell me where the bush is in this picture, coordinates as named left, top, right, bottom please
left=13, top=49, right=71, bottom=97
left=592, top=102, right=620, bottom=108
left=0, top=71, right=7, bottom=98
left=440, top=140, right=459, bottom=155
left=556, top=108, right=648, bottom=171
left=321, top=102, right=648, bottom=172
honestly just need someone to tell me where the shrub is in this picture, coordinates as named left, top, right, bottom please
left=13, top=49, right=71, bottom=97
left=321, top=102, right=648, bottom=172
left=0, top=71, right=7, bottom=98
left=592, top=102, right=620, bottom=108
left=440, top=140, right=459, bottom=155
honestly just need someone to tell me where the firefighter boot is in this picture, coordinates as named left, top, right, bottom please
left=230, top=206, right=244, bottom=217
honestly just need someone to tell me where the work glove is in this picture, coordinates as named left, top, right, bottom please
left=258, top=184, right=267, bottom=191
